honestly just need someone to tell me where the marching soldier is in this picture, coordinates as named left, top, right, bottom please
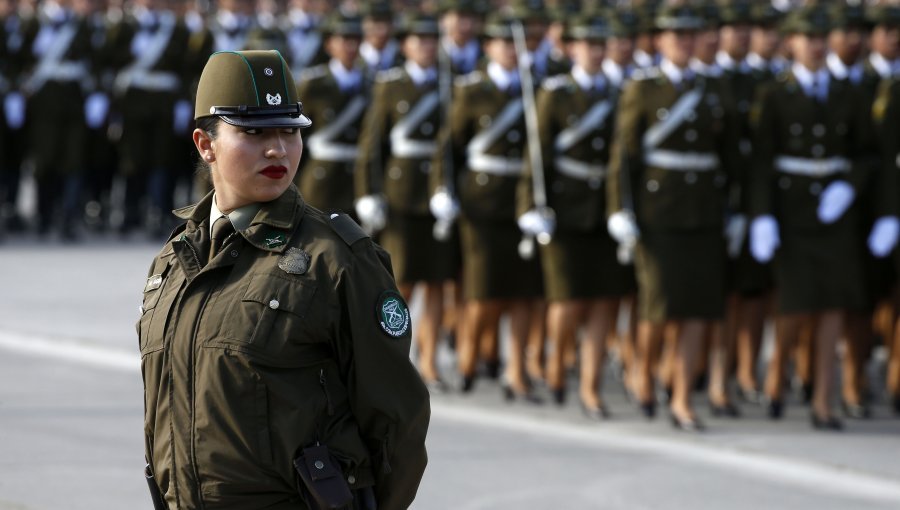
left=632, top=2, right=660, bottom=69
left=355, top=13, right=456, bottom=393
left=749, top=6, right=875, bottom=430
left=602, top=7, right=639, bottom=89
left=280, top=0, right=329, bottom=78
left=826, top=2, right=867, bottom=85
left=431, top=12, right=543, bottom=400
left=294, top=12, right=369, bottom=216
left=746, top=3, right=787, bottom=76
left=19, top=0, right=93, bottom=238
left=607, top=5, right=741, bottom=430
left=517, top=12, right=634, bottom=419
left=207, top=0, right=255, bottom=53
left=105, top=0, right=190, bottom=236
left=359, top=1, right=400, bottom=76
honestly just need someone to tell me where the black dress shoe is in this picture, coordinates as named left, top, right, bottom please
left=550, top=387, right=566, bottom=406
left=693, top=374, right=709, bottom=392
left=484, top=360, right=502, bottom=380
left=501, top=383, right=543, bottom=405
left=801, top=383, right=813, bottom=404
left=841, top=401, right=871, bottom=420
left=639, top=401, right=656, bottom=419
left=737, top=386, right=762, bottom=405
left=765, top=398, right=783, bottom=419
left=459, top=375, right=476, bottom=394
left=893, top=396, right=900, bottom=416
left=581, top=401, right=610, bottom=421
left=710, top=401, right=741, bottom=418
left=670, top=413, right=704, bottom=432
left=811, top=413, right=843, bottom=431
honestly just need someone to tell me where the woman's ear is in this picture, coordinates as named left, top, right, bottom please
left=193, top=128, right=215, bottom=162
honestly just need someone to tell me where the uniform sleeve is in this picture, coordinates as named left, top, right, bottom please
left=607, top=80, right=643, bottom=216
left=334, top=242, right=430, bottom=509
left=748, top=84, right=777, bottom=218
left=354, top=80, right=391, bottom=199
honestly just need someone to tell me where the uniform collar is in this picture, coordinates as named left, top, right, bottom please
left=487, top=61, right=520, bottom=92
left=716, top=51, right=751, bottom=74
left=175, top=186, right=305, bottom=253
left=827, top=53, right=864, bottom=83
left=792, top=63, right=830, bottom=100
left=208, top=194, right=261, bottom=236
left=690, top=58, right=722, bottom=78
left=571, top=65, right=606, bottom=92
left=602, top=59, right=627, bottom=87
left=329, top=58, right=362, bottom=91
left=869, top=52, right=898, bottom=79
left=405, top=60, right=437, bottom=87
left=660, top=58, right=694, bottom=87
left=361, top=40, right=398, bottom=71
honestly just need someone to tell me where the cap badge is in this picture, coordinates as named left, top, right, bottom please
left=266, top=93, right=282, bottom=105
left=264, top=67, right=274, bottom=76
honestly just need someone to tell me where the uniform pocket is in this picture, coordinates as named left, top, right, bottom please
left=139, top=259, right=176, bottom=356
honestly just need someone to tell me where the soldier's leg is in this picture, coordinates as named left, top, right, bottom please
left=416, top=282, right=445, bottom=383
left=793, top=320, right=816, bottom=401
left=478, top=313, right=502, bottom=378
left=526, top=299, right=547, bottom=384
left=764, top=314, right=805, bottom=404
left=889, top=313, right=900, bottom=412
left=545, top=300, right=582, bottom=398
left=505, top=299, right=535, bottom=394
left=580, top=299, right=617, bottom=410
left=657, top=322, right=679, bottom=399
left=812, top=310, right=843, bottom=420
left=842, top=311, right=871, bottom=410
left=634, top=320, right=664, bottom=405
left=669, top=319, right=705, bottom=421
left=458, top=300, right=501, bottom=384
left=707, top=320, right=734, bottom=408
left=736, top=294, right=769, bottom=397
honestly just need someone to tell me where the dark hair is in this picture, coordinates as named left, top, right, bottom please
left=194, top=116, right=221, bottom=181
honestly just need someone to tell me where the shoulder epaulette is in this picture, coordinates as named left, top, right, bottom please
left=542, top=74, right=571, bottom=91
left=631, top=67, right=661, bottom=81
left=328, top=213, right=369, bottom=246
left=375, top=67, right=405, bottom=83
left=455, top=71, right=483, bottom=88
left=298, top=64, right=328, bottom=82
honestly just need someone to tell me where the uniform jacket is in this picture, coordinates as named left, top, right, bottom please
left=295, top=64, right=371, bottom=214
left=749, top=71, right=874, bottom=230
left=431, top=70, right=528, bottom=221
left=139, top=187, right=429, bottom=510
left=518, top=72, right=618, bottom=232
left=355, top=66, right=440, bottom=216
left=19, top=13, right=93, bottom=96
left=608, top=68, right=741, bottom=231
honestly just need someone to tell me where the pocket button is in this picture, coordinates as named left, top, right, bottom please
left=269, top=299, right=280, bottom=310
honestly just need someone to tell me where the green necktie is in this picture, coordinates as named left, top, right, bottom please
left=209, top=216, right=234, bottom=263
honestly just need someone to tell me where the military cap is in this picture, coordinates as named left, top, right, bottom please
left=360, top=1, right=393, bottom=21
left=611, top=7, right=641, bottom=38
left=867, top=4, right=900, bottom=28
left=654, top=5, right=705, bottom=32
left=830, top=2, right=870, bottom=31
left=321, top=12, right=364, bottom=38
left=195, top=50, right=311, bottom=129
left=565, top=13, right=612, bottom=41
left=782, top=5, right=831, bottom=36
left=751, top=3, right=782, bottom=28
left=396, top=12, right=440, bottom=39
left=697, top=2, right=722, bottom=29
left=482, top=12, right=518, bottom=40
left=718, top=0, right=754, bottom=26
left=437, top=0, right=487, bottom=16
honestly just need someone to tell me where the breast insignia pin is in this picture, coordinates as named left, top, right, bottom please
left=278, top=247, right=311, bottom=275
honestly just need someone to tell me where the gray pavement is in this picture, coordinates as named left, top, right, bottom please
left=1, top=238, right=899, bottom=509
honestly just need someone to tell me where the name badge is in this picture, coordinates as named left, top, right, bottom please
left=144, top=274, right=163, bottom=292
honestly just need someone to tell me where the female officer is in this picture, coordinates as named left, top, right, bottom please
left=607, top=5, right=740, bottom=430
left=138, top=50, right=429, bottom=509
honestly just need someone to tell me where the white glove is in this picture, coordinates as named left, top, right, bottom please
left=724, top=214, right=748, bottom=259
left=429, top=187, right=460, bottom=223
left=4, top=92, right=25, bottom=129
left=173, top=99, right=193, bottom=134
left=817, top=180, right=855, bottom=224
left=607, top=210, right=639, bottom=246
left=749, top=215, right=780, bottom=263
left=868, top=216, right=900, bottom=258
left=517, top=207, right=556, bottom=243
left=84, top=92, right=109, bottom=129
left=354, top=195, right=387, bottom=234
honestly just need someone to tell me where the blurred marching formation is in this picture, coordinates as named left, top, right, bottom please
left=4, top=0, right=900, bottom=430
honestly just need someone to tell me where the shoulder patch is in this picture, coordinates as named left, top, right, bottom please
left=631, top=67, right=660, bottom=81
left=455, top=71, right=484, bottom=88
left=298, top=64, right=328, bottom=82
left=376, top=67, right=405, bottom=83
left=376, top=290, right=411, bottom=338
left=328, top=213, right=369, bottom=246
left=542, top=74, right=571, bottom=91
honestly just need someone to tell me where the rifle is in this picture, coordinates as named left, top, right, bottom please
left=512, top=21, right=554, bottom=260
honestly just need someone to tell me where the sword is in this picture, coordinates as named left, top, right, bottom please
left=512, top=20, right=553, bottom=260
left=432, top=40, right=458, bottom=242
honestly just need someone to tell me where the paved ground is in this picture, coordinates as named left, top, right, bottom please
left=1, top=237, right=899, bottom=509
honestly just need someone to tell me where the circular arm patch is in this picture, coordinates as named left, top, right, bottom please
left=376, top=291, right=411, bottom=338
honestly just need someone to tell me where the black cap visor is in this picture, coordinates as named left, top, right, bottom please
left=210, top=103, right=312, bottom=129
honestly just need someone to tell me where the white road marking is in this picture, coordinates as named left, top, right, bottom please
left=2, top=329, right=899, bottom=505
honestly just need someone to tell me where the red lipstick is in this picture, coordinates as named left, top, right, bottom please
left=260, top=165, right=287, bottom=179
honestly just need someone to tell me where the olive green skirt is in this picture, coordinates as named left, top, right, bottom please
left=774, top=227, right=866, bottom=314
left=635, top=230, right=726, bottom=322
left=379, top=213, right=459, bottom=285
left=540, top=228, right=636, bottom=302
left=459, top=218, right=543, bottom=300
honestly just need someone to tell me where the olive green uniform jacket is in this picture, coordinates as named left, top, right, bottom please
left=295, top=64, right=370, bottom=215
left=139, top=187, right=429, bottom=509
